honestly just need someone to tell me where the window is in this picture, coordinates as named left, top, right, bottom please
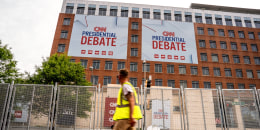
left=231, top=42, right=237, bottom=50
left=210, top=40, right=216, bottom=48
left=93, top=60, right=100, bottom=69
left=225, top=16, right=233, bottom=26
left=200, top=53, right=207, bottom=61
left=220, top=41, right=227, bottom=49
left=202, top=67, right=209, bottom=76
left=167, top=64, right=174, bottom=73
left=130, top=48, right=138, bottom=56
left=131, top=35, right=138, bottom=43
left=76, top=4, right=85, bottom=14
left=227, top=83, right=234, bottom=89
left=110, top=6, right=118, bottom=16
left=246, top=70, right=253, bottom=78
left=236, top=69, right=243, bottom=78
left=248, top=32, right=255, bottom=39
left=257, top=70, right=260, bottom=79
left=251, top=44, right=258, bottom=52
left=88, top=4, right=96, bottom=15
left=57, top=44, right=65, bottom=52
left=197, top=27, right=204, bottom=35
left=228, top=30, right=235, bottom=37
left=254, top=18, right=260, bottom=28
left=180, top=80, right=187, bottom=88
left=244, top=17, right=252, bottom=28
left=65, top=3, right=74, bottom=14
left=212, top=54, right=218, bottom=62
left=205, top=14, right=213, bottom=24
left=131, top=22, right=139, bottom=30
left=130, top=62, right=137, bottom=71
left=222, top=54, right=230, bottom=63
left=121, top=7, right=128, bottom=17
left=91, top=75, right=98, bottom=85
left=143, top=63, right=150, bottom=72
left=238, top=83, right=245, bottom=89
left=105, top=61, right=113, bottom=70
left=129, top=78, right=137, bottom=87
left=215, top=15, right=223, bottom=25
left=117, top=61, right=125, bottom=70
left=70, top=59, right=75, bottom=62
left=190, top=66, right=198, bottom=75
left=215, top=82, right=222, bottom=88
left=224, top=68, right=232, bottom=77
left=208, top=28, right=215, bottom=36
left=233, top=55, right=240, bottom=63
left=249, top=84, right=256, bottom=89
left=195, top=13, right=202, bottom=23
left=179, top=65, right=186, bottom=74
left=241, top=43, right=248, bottom=51
left=218, top=29, right=225, bottom=36
left=60, top=30, right=68, bottom=39
left=174, top=11, right=182, bottom=21
left=155, top=64, right=162, bottom=73
left=214, top=67, right=221, bottom=76
left=132, top=7, right=139, bottom=18
left=185, top=12, right=192, bottom=22
left=204, top=82, right=211, bottom=88
left=254, top=57, right=260, bottom=65
left=168, top=80, right=175, bottom=88
left=164, top=10, right=171, bottom=20
left=199, top=40, right=206, bottom=48
left=153, top=9, right=161, bottom=20
left=80, top=59, right=88, bottom=68
left=155, top=79, right=162, bottom=86
left=63, top=18, right=71, bottom=25
left=99, top=5, right=107, bottom=16
left=243, top=56, right=251, bottom=64
left=238, top=31, right=245, bottom=38
left=235, top=16, right=242, bottom=27
left=143, top=8, right=150, bottom=19
left=258, top=32, right=260, bottom=39
left=103, top=76, right=111, bottom=85
left=192, top=81, right=199, bottom=88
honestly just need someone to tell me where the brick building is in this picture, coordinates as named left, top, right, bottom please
left=51, top=0, right=260, bottom=89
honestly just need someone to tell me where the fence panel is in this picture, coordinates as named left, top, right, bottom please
left=7, top=84, right=53, bottom=130
left=54, top=85, right=96, bottom=130
left=144, top=87, right=183, bottom=130
left=184, top=89, right=224, bottom=130
left=222, top=89, right=260, bottom=130
left=0, top=83, right=10, bottom=129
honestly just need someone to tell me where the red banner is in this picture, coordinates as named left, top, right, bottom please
left=103, top=97, right=117, bottom=127
left=14, top=110, right=22, bottom=118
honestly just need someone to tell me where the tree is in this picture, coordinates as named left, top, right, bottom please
left=0, top=40, right=18, bottom=83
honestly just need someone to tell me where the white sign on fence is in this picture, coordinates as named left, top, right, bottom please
left=152, top=100, right=171, bottom=129
left=68, top=15, right=129, bottom=59
left=142, top=19, right=198, bottom=64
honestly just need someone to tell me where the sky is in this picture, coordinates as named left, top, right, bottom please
left=0, top=0, right=259, bottom=74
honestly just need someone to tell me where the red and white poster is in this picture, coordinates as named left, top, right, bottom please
left=68, top=15, right=128, bottom=59
left=103, top=97, right=117, bottom=127
left=142, top=19, right=198, bottom=64
left=14, top=110, right=22, bottom=118
left=152, top=100, right=171, bottom=129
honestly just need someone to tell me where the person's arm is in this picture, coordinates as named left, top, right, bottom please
left=126, top=92, right=136, bottom=127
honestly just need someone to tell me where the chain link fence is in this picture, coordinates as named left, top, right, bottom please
left=1, top=83, right=260, bottom=130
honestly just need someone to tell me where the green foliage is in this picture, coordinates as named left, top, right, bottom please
left=0, top=40, right=18, bottom=83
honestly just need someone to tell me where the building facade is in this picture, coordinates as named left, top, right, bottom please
left=51, top=0, right=260, bottom=89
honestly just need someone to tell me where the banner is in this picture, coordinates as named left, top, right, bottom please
left=68, top=15, right=128, bottom=59
left=103, top=97, right=117, bottom=127
left=142, top=19, right=198, bottom=64
left=152, top=100, right=171, bottom=129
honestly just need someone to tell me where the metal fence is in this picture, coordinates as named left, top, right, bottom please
left=0, top=83, right=260, bottom=130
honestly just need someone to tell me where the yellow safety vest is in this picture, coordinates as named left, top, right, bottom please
left=113, top=82, right=143, bottom=121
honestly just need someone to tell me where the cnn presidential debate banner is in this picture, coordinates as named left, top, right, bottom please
left=68, top=15, right=128, bottom=59
left=142, top=19, right=198, bottom=64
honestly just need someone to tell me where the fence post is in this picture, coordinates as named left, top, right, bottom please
left=50, top=82, right=58, bottom=130
left=216, top=86, right=225, bottom=130
left=180, top=86, right=187, bottom=130
left=100, top=86, right=104, bottom=129
left=143, top=87, right=147, bottom=130
left=161, top=89, right=165, bottom=129
left=178, top=88, right=183, bottom=130
left=96, top=84, right=100, bottom=129
left=253, top=87, right=260, bottom=116
left=93, top=85, right=97, bottom=129
left=252, top=87, right=260, bottom=127
left=237, top=90, right=245, bottom=129
left=3, top=81, right=14, bottom=130
left=199, top=89, right=207, bottom=130
left=74, top=87, right=79, bottom=130
left=27, top=85, right=36, bottom=130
